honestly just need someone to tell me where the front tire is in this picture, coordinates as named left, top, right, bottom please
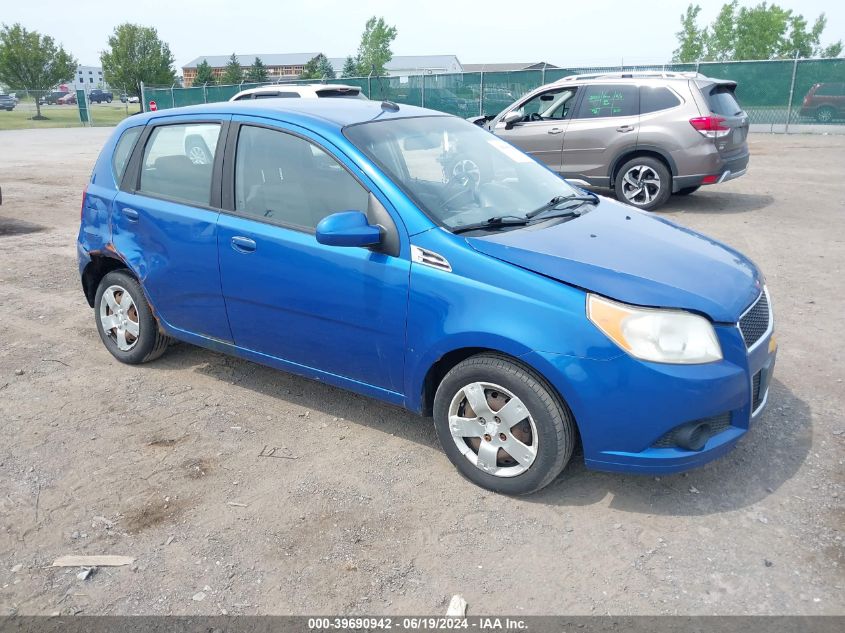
left=615, top=156, right=671, bottom=211
left=94, top=270, right=169, bottom=365
left=433, top=353, right=575, bottom=495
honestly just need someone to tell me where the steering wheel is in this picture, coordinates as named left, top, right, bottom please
left=451, top=159, right=481, bottom=188
left=528, top=112, right=543, bottom=122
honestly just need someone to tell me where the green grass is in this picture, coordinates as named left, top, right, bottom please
left=0, top=102, right=139, bottom=130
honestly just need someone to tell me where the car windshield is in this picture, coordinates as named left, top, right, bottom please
left=343, top=116, right=579, bottom=231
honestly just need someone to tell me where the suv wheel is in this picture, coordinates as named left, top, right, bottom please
left=816, top=106, right=835, bottom=123
left=615, top=157, right=671, bottom=211
left=94, top=270, right=170, bottom=365
left=433, top=353, right=575, bottom=495
left=185, top=135, right=212, bottom=165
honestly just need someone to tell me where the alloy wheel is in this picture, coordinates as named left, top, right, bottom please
left=621, top=164, right=662, bottom=206
left=99, top=285, right=140, bottom=351
left=447, top=381, right=538, bottom=477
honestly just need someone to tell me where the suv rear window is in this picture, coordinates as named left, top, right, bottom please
left=640, top=87, right=681, bottom=113
left=815, top=83, right=845, bottom=97
left=705, top=85, right=743, bottom=116
left=316, top=88, right=363, bottom=99
left=573, top=85, right=638, bottom=118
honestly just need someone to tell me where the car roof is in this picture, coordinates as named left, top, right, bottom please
left=232, top=83, right=361, bottom=97
left=137, top=98, right=444, bottom=129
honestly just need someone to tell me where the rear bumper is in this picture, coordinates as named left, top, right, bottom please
left=673, top=152, right=749, bottom=192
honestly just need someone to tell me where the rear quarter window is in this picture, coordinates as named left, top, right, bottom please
left=640, top=87, right=682, bottom=114
left=111, top=126, right=143, bottom=183
left=815, top=83, right=845, bottom=97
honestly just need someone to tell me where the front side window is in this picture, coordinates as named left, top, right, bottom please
left=514, top=88, right=577, bottom=121
left=139, top=123, right=220, bottom=206
left=574, top=84, right=638, bottom=118
left=344, top=116, right=579, bottom=231
left=234, top=125, right=369, bottom=230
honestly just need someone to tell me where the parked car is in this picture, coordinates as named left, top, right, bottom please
left=230, top=83, right=366, bottom=102
left=0, top=95, right=15, bottom=111
left=799, top=82, right=844, bottom=123
left=128, top=95, right=140, bottom=104
left=470, top=71, right=750, bottom=211
left=57, top=92, right=77, bottom=105
left=88, top=89, right=113, bottom=104
left=78, top=99, right=775, bottom=495
left=40, top=90, right=69, bottom=105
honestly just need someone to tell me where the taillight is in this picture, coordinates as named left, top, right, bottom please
left=80, top=186, right=88, bottom=220
left=690, top=115, right=730, bottom=139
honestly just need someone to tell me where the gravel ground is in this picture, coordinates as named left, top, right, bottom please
left=0, top=127, right=843, bottom=616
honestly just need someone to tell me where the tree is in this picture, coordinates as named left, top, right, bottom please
left=673, top=2, right=843, bottom=61
left=220, top=53, right=243, bottom=85
left=193, top=59, right=215, bottom=86
left=246, top=57, right=268, bottom=83
left=672, top=5, right=707, bottom=63
left=0, top=23, right=77, bottom=119
left=300, top=53, right=334, bottom=79
left=341, top=55, right=358, bottom=78
left=100, top=24, right=175, bottom=107
left=355, top=16, right=397, bottom=76
left=318, top=56, right=335, bottom=79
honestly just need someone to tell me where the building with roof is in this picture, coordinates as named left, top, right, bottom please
left=461, top=62, right=559, bottom=73
left=183, top=53, right=463, bottom=85
left=67, top=65, right=108, bottom=91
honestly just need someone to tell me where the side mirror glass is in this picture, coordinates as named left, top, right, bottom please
left=316, top=211, right=382, bottom=248
left=502, top=110, right=522, bottom=129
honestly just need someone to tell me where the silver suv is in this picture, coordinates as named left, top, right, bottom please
left=473, top=72, right=749, bottom=210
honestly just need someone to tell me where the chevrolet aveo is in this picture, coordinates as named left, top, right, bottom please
left=78, top=99, right=776, bottom=494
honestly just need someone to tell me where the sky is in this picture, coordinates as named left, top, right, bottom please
left=4, top=0, right=844, bottom=69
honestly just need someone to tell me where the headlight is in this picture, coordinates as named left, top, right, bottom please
left=587, top=294, right=722, bottom=364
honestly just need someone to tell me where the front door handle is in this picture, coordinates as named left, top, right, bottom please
left=548, top=127, right=564, bottom=135
left=231, top=236, right=257, bottom=254
left=122, top=207, right=139, bottom=221
left=616, top=125, right=635, bottom=133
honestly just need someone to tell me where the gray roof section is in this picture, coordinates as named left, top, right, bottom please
left=462, top=62, right=559, bottom=72
left=183, top=53, right=321, bottom=69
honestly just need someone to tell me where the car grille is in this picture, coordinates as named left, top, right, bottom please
left=752, top=370, right=763, bottom=411
left=652, top=412, right=733, bottom=449
left=739, top=290, right=770, bottom=349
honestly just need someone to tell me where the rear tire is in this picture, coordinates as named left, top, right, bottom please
left=614, top=156, right=672, bottom=211
left=94, top=270, right=170, bottom=365
left=676, top=186, right=700, bottom=196
left=433, top=353, right=575, bottom=495
left=185, top=135, right=212, bottom=165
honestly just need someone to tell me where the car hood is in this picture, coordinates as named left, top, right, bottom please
left=465, top=199, right=762, bottom=323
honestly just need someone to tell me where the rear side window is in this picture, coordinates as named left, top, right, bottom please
left=705, top=85, right=743, bottom=116
left=139, top=123, right=221, bottom=206
left=111, top=126, right=142, bottom=183
left=815, top=83, right=845, bottom=96
left=640, top=87, right=682, bottom=114
left=574, top=85, right=638, bottom=118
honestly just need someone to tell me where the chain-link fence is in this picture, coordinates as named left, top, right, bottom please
left=142, top=57, right=844, bottom=131
left=0, top=87, right=139, bottom=129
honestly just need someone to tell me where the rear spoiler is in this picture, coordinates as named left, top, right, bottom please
left=696, top=78, right=738, bottom=91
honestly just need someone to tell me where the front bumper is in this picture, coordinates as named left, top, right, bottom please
left=526, top=322, right=776, bottom=474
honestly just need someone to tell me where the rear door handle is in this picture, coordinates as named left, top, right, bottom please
left=616, top=125, right=635, bottom=133
left=231, top=236, right=257, bottom=254
left=547, top=127, right=564, bottom=135
left=121, top=207, right=139, bottom=221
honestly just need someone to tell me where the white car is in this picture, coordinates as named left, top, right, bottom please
left=229, top=83, right=365, bottom=102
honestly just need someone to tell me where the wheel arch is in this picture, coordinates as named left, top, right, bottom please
left=608, top=146, right=677, bottom=186
left=82, top=253, right=130, bottom=307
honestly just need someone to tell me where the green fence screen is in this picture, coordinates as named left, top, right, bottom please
left=144, top=57, right=844, bottom=127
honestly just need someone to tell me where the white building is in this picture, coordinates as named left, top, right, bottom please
left=67, top=65, right=107, bottom=91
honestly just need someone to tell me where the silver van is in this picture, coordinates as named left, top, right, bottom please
left=472, top=72, right=750, bottom=210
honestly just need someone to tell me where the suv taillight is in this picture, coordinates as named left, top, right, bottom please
left=80, top=186, right=87, bottom=220
left=690, top=115, right=730, bottom=139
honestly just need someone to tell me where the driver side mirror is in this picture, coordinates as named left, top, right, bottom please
left=316, top=211, right=382, bottom=248
left=502, top=110, right=522, bottom=129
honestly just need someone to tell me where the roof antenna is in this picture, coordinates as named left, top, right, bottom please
left=381, top=100, right=399, bottom=112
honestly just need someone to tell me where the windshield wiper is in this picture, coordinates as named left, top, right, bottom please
left=525, top=192, right=598, bottom=219
left=451, top=215, right=529, bottom=234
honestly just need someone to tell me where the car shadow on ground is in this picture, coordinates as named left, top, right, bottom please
left=657, top=191, right=774, bottom=215
left=153, top=345, right=809, bottom=518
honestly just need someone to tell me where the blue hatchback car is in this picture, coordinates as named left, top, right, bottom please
left=78, top=99, right=776, bottom=494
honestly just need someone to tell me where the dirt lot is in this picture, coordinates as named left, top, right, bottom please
left=0, top=128, right=843, bottom=616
